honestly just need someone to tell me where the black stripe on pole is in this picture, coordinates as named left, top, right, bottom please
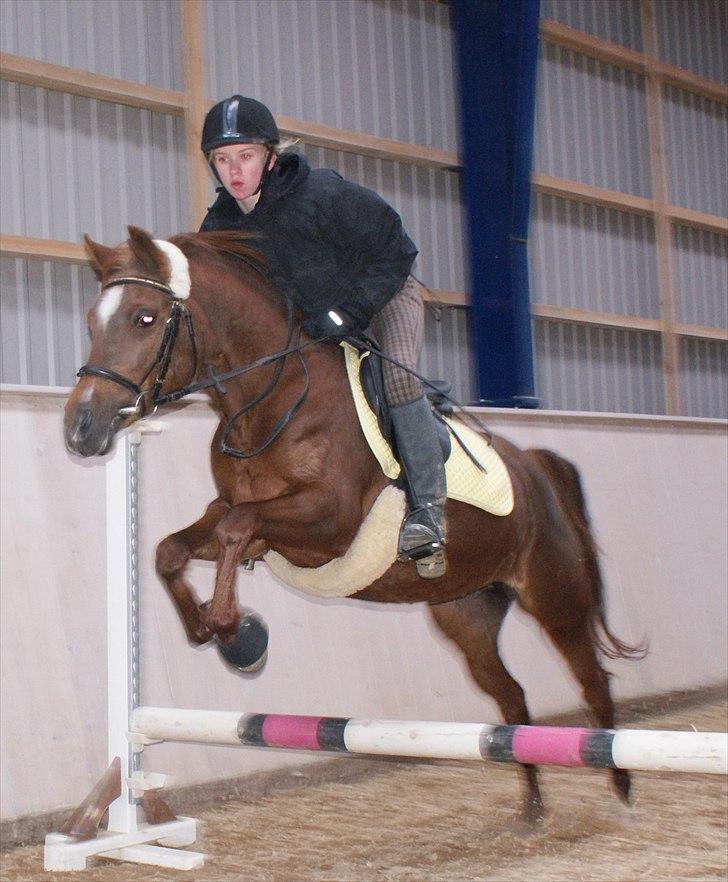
left=316, top=718, right=350, bottom=752
left=237, top=713, right=267, bottom=746
left=481, top=725, right=517, bottom=762
left=581, top=730, right=618, bottom=769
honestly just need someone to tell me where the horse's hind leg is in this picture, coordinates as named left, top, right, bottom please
left=538, top=613, right=631, bottom=805
left=155, top=497, right=230, bottom=645
left=428, top=583, right=545, bottom=825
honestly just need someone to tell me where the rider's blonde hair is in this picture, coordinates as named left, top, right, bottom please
left=205, top=137, right=301, bottom=167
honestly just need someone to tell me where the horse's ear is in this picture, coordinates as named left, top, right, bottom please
left=83, top=235, right=116, bottom=280
left=127, top=225, right=167, bottom=276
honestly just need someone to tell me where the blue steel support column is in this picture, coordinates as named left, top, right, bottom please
left=451, top=0, right=541, bottom=406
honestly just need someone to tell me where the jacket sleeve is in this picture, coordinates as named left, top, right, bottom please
left=318, top=179, right=418, bottom=329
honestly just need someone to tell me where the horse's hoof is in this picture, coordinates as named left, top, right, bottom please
left=215, top=608, right=269, bottom=672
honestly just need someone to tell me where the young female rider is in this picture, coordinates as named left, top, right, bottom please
left=199, top=95, right=447, bottom=577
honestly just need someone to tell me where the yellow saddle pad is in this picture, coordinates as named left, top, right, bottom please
left=342, top=343, right=514, bottom=516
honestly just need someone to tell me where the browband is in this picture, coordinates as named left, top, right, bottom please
left=101, top=277, right=177, bottom=298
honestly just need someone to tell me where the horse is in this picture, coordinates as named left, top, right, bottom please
left=64, top=225, right=644, bottom=825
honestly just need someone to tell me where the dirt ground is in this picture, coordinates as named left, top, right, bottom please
left=2, top=698, right=726, bottom=882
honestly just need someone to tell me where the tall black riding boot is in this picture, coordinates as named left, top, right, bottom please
left=390, top=396, right=447, bottom=578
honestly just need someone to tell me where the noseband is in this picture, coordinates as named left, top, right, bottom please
left=77, top=276, right=197, bottom=418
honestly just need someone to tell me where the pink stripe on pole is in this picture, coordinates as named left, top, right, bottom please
left=511, top=726, right=589, bottom=767
left=261, top=715, right=323, bottom=750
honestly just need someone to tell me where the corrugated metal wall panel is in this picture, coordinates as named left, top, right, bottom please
left=204, top=0, right=458, bottom=152
left=680, top=338, right=728, bottom=419
left=673, top=225, right=728, bottom=329
left=0, top=81, right=189, bottom=243
left=0, top=257, right=97, bottom=388
left=301, top=146, right=466, bottom=294
left=0, top=0, right=464, bottom=398
left=534, top=41, right=651, bottom=196
left=533, top=320, right=665, bottom=414
left=530, top=193, right=660, bottom=318
left=0, top=0, right=184, bottom=90
left=655, top=0, right=728, bottom=85
left=662, top=85, right=728, bottom=217
left=540, top=0, right=644, bottom=51
left=0, top=259, right=27, bottom=385
left=421, top=306, right=475, bottom=405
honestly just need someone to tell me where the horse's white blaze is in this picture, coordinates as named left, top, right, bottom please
left=95, top=284, right=125, bottom=331
left=153, top=239, right=191, bottom=300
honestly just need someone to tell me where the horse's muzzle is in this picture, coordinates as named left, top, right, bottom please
left=64, top=405, right=118, bottom=457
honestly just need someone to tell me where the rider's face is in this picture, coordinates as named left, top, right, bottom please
left=211, top=143, right=275, bottom=203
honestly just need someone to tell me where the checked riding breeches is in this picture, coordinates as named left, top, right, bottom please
left=368, top=275, right=425, bottom=407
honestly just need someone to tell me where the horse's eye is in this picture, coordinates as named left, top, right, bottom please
left=135, top=312, right=156, bottom=328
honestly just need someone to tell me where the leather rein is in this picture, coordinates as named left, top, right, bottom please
left=77, top=275, right=312, bottom=459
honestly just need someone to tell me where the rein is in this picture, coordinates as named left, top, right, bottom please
left=79, top=273, right=494, bottom=461
left=215, top=296, right=311, bottom=460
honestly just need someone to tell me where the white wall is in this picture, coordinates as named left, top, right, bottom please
left=1, top=388, right=726, bottom=820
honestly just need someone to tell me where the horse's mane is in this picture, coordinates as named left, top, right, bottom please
left=170, top=230, right=270, bottom=281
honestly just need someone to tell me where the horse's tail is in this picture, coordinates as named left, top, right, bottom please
left=534, top=449, right=648, bottom=661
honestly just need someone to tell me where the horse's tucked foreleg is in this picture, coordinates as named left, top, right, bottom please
left=205, top=503, right=263, bottom=641
left=205, top=486, right=339, bottom=642
left=155, top=498, right=229, bottom=645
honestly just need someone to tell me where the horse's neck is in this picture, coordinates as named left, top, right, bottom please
left=193, top=267, right=299, bottom=416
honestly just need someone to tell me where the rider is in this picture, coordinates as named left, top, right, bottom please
left=199, top=95, right=447, bottom=577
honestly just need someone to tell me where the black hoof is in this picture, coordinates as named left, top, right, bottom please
left=215, top=608, right=269, bottom=672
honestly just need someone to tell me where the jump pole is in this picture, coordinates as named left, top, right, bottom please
left=130, top=707, right=728, bottom=775
left=45, top=426, right=728, bottom=873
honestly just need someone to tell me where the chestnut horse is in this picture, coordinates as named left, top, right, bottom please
left=65, top=226, right=642, bottom=823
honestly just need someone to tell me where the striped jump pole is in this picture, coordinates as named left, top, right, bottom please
left=130, top=707, right=728, bottom=776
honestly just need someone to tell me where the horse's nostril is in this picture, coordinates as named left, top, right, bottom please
left=77, top=409, right=93, bottom=434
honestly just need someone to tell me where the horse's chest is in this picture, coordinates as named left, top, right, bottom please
left=216, top=463, right=285, bottom=505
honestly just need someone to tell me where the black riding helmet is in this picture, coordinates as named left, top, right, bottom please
left=202, top=95, right=280, bottom=196
left=201, top=95, right=279, bottom=153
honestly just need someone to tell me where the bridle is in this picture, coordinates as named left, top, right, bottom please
left=77, top=273, right=311, bottom=458
left=77, top=276, right=198, bottom=419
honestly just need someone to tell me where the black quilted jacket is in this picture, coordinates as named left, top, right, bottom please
left=199, top=153, right=418, bottom=330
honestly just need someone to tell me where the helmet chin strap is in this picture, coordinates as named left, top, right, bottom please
left=251, top=147, right=275, bottom=197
